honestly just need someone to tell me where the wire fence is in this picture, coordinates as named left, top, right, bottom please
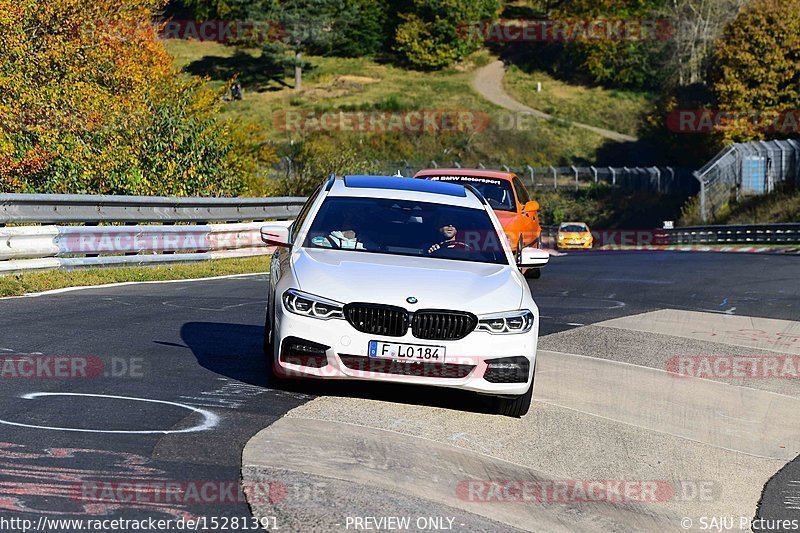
left=694, top=139, right=800, bottom=222
left=274, top=159, right=699, bottom=195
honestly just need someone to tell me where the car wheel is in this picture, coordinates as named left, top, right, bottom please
left=495, top=362, right=535, bottom=417
left=524, top=268, right=541, bottom=279
left=495, top=381, right=533, bottom=418
left=263, top=308, right=284, bottom=384
left=263, top=309, right=274, bottom=356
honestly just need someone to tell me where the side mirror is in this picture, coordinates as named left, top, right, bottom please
left=260, top=224, right=291, bottom=247
left=523, top=200, right=539, bottom=213
left=517, top=246, right=549, bottom=268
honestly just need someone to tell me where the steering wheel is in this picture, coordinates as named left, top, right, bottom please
left=429, top=241, right=472, bottom=255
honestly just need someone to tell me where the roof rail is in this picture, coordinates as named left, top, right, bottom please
left=324, top=173, right=336, bottom=191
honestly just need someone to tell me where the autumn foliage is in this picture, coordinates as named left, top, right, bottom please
left=711, top=0, right=800, bottom=142
left=0, top=0, right=275, bottom=195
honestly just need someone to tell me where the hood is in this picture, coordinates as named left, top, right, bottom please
left=558, top=232, right=589, bottom=239
left=493, top=210, right=519, bottom=227
left=291, top=248, right=524, bottom=314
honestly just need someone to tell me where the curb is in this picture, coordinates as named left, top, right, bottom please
left=241, top=417, right=675, bottom=532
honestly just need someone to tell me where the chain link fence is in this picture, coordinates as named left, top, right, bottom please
left=694, top=139, right=800, bottom=222
left=324, top=161, right=698, bottom=195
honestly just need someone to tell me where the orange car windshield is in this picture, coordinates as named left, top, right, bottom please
left=424, top=176, right=516, bottom=212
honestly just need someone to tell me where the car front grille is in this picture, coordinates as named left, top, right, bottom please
left=344, top=303, right=409, bottom=337
left=411, top=310, right=477, bottom=340
left=339, top=355, right=475, bottom=379
left=344, top=303, right=477, bottom=340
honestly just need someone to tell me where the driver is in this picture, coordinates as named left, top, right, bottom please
left=427, top=219, right=471, bottom=254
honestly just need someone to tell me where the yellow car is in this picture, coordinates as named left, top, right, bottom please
left=556, top=222, right=593, bottom=250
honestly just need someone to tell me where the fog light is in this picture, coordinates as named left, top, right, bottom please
left=484, top=356, right=530, bottom=383
left=280, top=337, right=329, bottom=368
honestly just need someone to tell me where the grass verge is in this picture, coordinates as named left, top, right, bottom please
left=166, top=41, right=612, bottom=166
left=503, top=65, right=656, bottom=138
left=0, top=256, right=269, bottom=298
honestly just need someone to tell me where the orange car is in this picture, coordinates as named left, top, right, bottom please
left=413, top=168, right=542, bottom=252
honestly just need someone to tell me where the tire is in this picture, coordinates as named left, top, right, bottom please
left=264, top=307, right=283, bottom=384
left=495, top=382, right=533, bottom=417
left=263, top=309, right=274, bottom=356
left=524, top=268, right=541, bottom=279
left=495, top=362, right=536, bottom=417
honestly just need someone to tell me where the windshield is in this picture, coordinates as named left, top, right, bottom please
left=423, top=176, right=516, bottom=211
left=560, top=224, right=588, bottom=233
left=303, top=197, right=508, bottom=265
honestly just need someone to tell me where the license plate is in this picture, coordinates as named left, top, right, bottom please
left=368, top=341, right=446, bottom=363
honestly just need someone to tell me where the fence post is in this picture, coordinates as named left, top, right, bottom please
left=653, top=167, right=661, bottom=193
left=695, top=171, right=707, bottom=223
left=283, top=156, right=293, bottom=179
left=609, top=167, right=616, bottom=186
left=550, top=166, right=557, bottom=190
left=572, top=165, right=579, bottom=191
left=526, top=165, right=535, bottom=188
left=590, top=165, right=598, bottom=183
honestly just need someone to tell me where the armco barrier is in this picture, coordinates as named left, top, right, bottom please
left=542, top=224, right=800, bottom=248
left=665, top=223, right=800, bottom=245
left=0, top=193, right=306, bottom=224
left=0, top=221, right=291, bottom=274
left=0, top=193, right=303, bottom=274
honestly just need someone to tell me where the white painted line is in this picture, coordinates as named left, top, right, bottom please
left=0, top=392, right=219, bottom=434
left=0, top=272, right=268, bottom=301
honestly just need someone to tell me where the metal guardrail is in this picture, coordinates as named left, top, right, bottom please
left=541, top=224, right=800, bottom=247
left=0, top=194, right=303, bottom=274
left=0, top=193, right=306, bottom=224
left=664, top=224, right=800, bottom=245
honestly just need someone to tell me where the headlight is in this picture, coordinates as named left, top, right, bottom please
left=476, top=310, right=535, bottom=334
left=282, top=289, right=344, bottom=320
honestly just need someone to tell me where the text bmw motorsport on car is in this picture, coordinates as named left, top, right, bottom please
left=260, top=175, right=549, bottom=417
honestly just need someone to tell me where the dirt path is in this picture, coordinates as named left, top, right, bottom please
left=472, top=60, right=638, bottom=143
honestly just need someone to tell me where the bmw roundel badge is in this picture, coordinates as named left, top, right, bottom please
left=406, top=296, right=418, bottom=304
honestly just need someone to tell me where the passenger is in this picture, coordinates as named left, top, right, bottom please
left=312, top=211, right=369, bottom=250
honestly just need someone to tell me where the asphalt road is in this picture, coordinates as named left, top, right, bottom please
left=0, top=251, right=797, bottom=531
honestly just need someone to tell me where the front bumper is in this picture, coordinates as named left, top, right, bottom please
left=273, top=303, right=538, bottom=396
left=557, top=239, right=593, bottom=249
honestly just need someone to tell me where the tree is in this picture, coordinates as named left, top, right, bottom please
left=258, top=0, right=341, bottom=90
left=393, top=0, right=500, bottom=70
left=663, top=0, right=745, bottom=87
left=0, top=0, right=275, bottom=195
left=550, top=0, right=671, bottom=90
left=711, top=0, right=800, bottom=142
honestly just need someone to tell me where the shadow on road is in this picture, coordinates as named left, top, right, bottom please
left=180, top=321, right=497, bottom=415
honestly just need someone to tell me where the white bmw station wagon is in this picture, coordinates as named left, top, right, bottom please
left=260, top=175, right=548, bottom=416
